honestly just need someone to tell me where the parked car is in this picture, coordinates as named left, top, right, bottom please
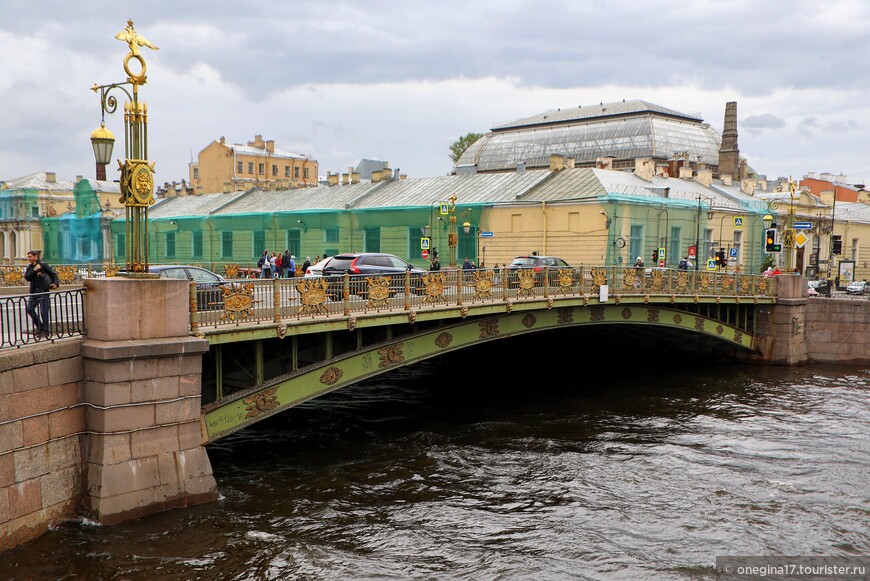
left=304, top=256, right=333, bottom=278
left=321, top=252, right=426, bottom=299
left=506, top=255, right=571, bottom=285
left=147, top=265, right=227, bottom=310
left=845, top=280, right=869, bottom=296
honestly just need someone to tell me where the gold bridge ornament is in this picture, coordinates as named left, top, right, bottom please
left=122, top=160, right=156, bottom=206
left=115, top=20, right=159, bottom=84
left=296, top=278, right=329, bottom=315
left=220, top=283, right=254, bottom=321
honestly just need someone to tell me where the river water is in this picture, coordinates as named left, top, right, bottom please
left=2, top=332, right=869, bottom=580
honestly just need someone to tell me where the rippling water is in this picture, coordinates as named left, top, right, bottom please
left=2, top=334, right=869, bottom=580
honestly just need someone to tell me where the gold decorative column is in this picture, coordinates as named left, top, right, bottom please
left=91, top=20, right=159, bottom=276
left=783, top=177, right=797, bottom=271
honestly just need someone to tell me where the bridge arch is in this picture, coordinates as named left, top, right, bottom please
left=202, top=304, right=758, bottom=442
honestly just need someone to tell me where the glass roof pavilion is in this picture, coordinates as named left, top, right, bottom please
left=455, top=99, right=724, bottom=174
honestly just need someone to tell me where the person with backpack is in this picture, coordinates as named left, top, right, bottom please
left=24, top=249, right=60, bottom=339
left=285, top=253, right=296, bottom=278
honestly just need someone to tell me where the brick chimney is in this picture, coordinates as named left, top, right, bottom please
left=634, top=158, right=654, bottom=181
left=351, top=172, right=360, bottom=184
left=265, top=140, right=275, bottom=154
left=718, top=101, right=740, bottom=180
left=549, top=154, right=566, bottom=172
left=695, top=168, right=713, bottom=187
left=46, top=172, right=56, bottom=183
left=327, top=172, right=339, bottom=186
left=596, top=156, right=614, bottom=170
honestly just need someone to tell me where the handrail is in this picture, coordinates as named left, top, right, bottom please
left=0, top=288, right=87, bottom=348
left=187, top=266, right=783, bottom=332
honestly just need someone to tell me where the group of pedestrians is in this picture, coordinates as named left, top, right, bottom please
left=258, top=250, right=328, bottom=278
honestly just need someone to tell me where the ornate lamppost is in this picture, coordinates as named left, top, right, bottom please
left=783, top=177, right=798, bottom=271
left=90, top=20, right=159, bottom=276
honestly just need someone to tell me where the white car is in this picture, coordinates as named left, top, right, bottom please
left=304, top=257, right=333, bottom=278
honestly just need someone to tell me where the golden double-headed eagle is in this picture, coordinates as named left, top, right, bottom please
left=114, top=19, right=159, bottom=56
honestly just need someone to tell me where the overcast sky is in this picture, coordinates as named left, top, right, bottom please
left=1, top=0, right=868, bottom=188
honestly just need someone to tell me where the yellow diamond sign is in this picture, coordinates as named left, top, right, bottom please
left=794, top=231, right=808, bottom=248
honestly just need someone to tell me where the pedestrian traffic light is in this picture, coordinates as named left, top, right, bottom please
left=765, top=229, right=777, bottom=252
left=652, top=250, right=658, bottom=262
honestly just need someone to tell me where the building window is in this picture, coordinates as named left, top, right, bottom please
left=116, top=233, right=126, bottom=258
left=248, top=162, right=254, bottom=174
left=287, top=229, right=301, bottom=257
left=253, top=231, right=265, bottom=257
left=165, top=232, right=176, bottom=258
left=304, top=168, right=309, bottom=180
left=629, top=224, right=644, bottom=263
left=272, top=164, right=278, bottom=177
left=221, top=231, right=233, bottom=258
left=294, top=167, right=300, bottom=179
left=325, top=228, right=339, bottom=244
left=364, top=228, right=380, bottom=253
left=193, top=231, right=203, bottom=258
left=258, top=163, right=265, bottom=174
left=237, top=162, right=243, bottom=173
left=704, top=229, right=713, bottom=261
left=193, top=167, right=199, bottom=179
left=31, top=206, right=39, bottom=218
left=669, top=226, right=681, bottom=266
left=285, top=166, right=290, bottom=177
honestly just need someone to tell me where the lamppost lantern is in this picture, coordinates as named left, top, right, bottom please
left=462, top=221, right=471, bottom=235
left=92, top=20, right=159, bottom=276
left=90, top=122, right=115, bottom=180
left=763, top=214, right=773, bottom=229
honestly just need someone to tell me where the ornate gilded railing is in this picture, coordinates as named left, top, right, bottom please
left=188, top=266, right=781, bottom=332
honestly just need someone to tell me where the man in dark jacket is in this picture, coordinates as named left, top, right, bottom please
left=23, top=249, right=59, bottom=338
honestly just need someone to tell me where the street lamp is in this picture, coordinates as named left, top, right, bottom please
left=693, top=196, right=715, bottom=270
left=91, top=20, right=159, bottom=276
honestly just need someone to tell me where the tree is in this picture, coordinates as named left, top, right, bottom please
left=449, top=132, right=483, bottom=164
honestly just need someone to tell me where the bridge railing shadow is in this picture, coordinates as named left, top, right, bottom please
left=189, top=266, right=778, bottom=332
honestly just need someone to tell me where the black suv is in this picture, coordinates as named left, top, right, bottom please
left=321, top=253, right=426, bottom=299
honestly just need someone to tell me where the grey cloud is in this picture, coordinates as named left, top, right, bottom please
left=743, top=114, right=786, bottom=130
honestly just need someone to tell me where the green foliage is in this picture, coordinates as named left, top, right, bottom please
left=761, top=255, right=775, bottom=272
left=449, top=132, right=483, bottom=163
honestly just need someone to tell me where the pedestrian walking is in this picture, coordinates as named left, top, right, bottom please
left=24, top=249, right=59, bottom=339
left=258, top=250, right=271, bottom=278
left=287, top=255, right=297, bottom=278
left=301, top=256, right=311, bottom=275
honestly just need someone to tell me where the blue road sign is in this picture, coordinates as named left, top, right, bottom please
left=793, top=222, right=813, bottom=230
left=729, top=247, right=737, bottom=257
left=480, top=231, right=494, bottom=238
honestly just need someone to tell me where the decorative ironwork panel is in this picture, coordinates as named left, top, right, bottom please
left=590, top=267, right=607, bottom=293
left=422, top=272, right=447, bottom=305
left=320, top=366, right=344, bottom=386
left=221, top=283, right=255, bottom=321
left=243, top=387, right=278, bottom=419
left=366, top=275, right=392, bottom=308
left=296, top=278, right=328, bottom=316
left=473, top=270, right=494, bottom=299
left=556, top=268, right=574, bottom=295
left=478, top=318, right=499, bottom=338
left=648, top=269, right=665, bottom=292
left=516, top=270, right=537, bottom=298
left=55, top=265, right=77, bottom=285
left=378, top=343, right=405, bottom=367
left=1, top=267, right=23, bottom=287
left=224, top=263, right=240, bottom=278
left=622, top=267, right=640, bottom=291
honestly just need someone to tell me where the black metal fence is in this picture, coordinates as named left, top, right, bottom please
left=0, top=288, right=86, bottom=349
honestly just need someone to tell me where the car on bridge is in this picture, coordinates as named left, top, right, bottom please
left=321, top=252, right=426, bottom=300
left=146, top=265, right=227, bottom=310
left=845, top=280, right=870, bottom=296
left=506, top=255, right=571, bottom=286
left=303, top=256, right=334, bottom=278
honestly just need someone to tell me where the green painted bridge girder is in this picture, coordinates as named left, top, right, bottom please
left=201, top=303, right=758, bottom=443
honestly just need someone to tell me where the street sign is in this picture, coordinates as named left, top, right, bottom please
left=659, top=259, right=665, bottom=268
left=439, top=203, right=449, bottom=215
left=729, top=247, right=737, bottom=257
left=706, top=259, right=717, bottom=271
left=688, top=245, right=697, bottom=259
left=733, top=216, right=744, bottom=228
left=420, top=237, right=430, bottom=250
left=795, top=232, right=808, bottom=248
left=793, top=222, right=813, bottom=230
left=480, top=231, right=494, bottom=238
left=422, top=249, right=429, bottom=259
left=658, top=247, right=666, bottom=261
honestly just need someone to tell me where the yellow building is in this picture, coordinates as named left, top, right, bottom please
left=189, top=135, right=318, bottom=194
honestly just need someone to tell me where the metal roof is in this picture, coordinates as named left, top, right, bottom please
left=228, top=143, right=309, bottom=160
left=0, top=172, right=77, bottom=192
left=492, top=99, right=704, bottom=131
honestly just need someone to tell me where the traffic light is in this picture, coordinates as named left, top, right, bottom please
left=715, top=250, right=726, bottom=268
left=765, top=229, right=777, bottom=252
left=652, top=250, right=658, bottom=262
left=832, top=236, right=842, bottom=255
